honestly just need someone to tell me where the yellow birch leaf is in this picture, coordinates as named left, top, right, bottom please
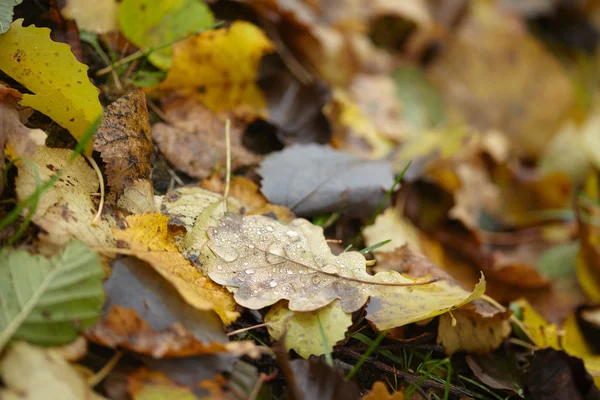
left=265, top=300, right=352, bottom=358
left=148, top=21, right=274, bottom=113
left=0, top=19, right=102, bottom=155
left=515, top=299, right=561, bottom=350
left=113, top=213, right=239, bottom=324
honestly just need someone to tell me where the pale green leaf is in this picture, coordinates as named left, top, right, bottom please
left=265, top=300, right=352, bottom=359
left=0, top=0, right=22, bottom=34
left=118, top=0, right=214, bottom=70
left=0, top=241, right=105, bottom=350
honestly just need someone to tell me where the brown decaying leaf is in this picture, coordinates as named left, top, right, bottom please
left=0, top=84, right=46, bottom=191
left=152, top=96, right=260, bottom=179
left=258, top=63, right=332, bottom=145
left=94, top=88, right=156, bottom=213
left=524, top=349, right=600, bottom=400
left=275, top=353, right=361, bottom=400
left=88, top=257, right=260, bottom=359
left=87, top=305, right=257, bottom=358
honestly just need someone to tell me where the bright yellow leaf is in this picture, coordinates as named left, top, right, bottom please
left=148, top=21, right=274, bottom=113
left=516, top=299, right=561, bottom=350
left=0, top=20, right=102, bottom=155
left=265, top=300, right=352, bottom=358
left=113, top=213, right=239, bottom=324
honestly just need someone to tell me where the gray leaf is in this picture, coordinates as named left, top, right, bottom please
left=258, top=144, right=394, bottom=217
left=0, top=0, right=22, bottom=34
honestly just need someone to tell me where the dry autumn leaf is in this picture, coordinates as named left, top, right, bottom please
left=94, top=89, right=156, bottom=214
left=437, top=307, right=512, bottom=355
left=207, top=214, right=484, bottom=330
left=0, top=84, right=46, bottom=181
left=0, top=19, right=102, bottom=154
left=149, top=21, right=275, bottom=114
left=87, top=257, right=258, bottom=358
left=15, top=146, right=114, bottom=253
left=0, top=342, right=106, bottom=400
left=152, top=96, right=260, bottom=179
left=113, top=212, right=239, bottom=324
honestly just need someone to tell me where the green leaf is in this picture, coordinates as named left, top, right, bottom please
left=0, top=241, right=105, bottom=349
left=118, top=0, right=214, bottom=70
left=0, top=0, right=22, bottom=34
left=536, top=241, right=580, bottom=279
left=392, top=65, right=445, bottom=131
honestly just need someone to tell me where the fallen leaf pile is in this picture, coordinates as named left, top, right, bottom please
left=2, top=0, right=600, bottom=399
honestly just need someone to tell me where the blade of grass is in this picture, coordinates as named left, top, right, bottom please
left=345, top=332, right=385, bottom=381
left=365, top=161, right=411, bottom=227
left=359, top=239, right=391, bottom=255
left=351, top=332, right=403, bottom=365
left=316, top=315, right=333, bottom=366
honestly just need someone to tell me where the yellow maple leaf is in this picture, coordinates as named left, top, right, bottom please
left=148, top=21, right=274, bottom=113
left=113, top=213, right=239, bottom=324
left=0, top=19, right=102, bottom=155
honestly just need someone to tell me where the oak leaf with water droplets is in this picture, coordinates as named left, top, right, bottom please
left=207, top=214, right=485, bottom=329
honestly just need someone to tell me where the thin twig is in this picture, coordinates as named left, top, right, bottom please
left=227, top=322, right=271, bottom=337
left=249, top=371, right=278, bottom=400
left=87, top=156, right=105, bottom=226
left=88, top=351, right=123, bottom=387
